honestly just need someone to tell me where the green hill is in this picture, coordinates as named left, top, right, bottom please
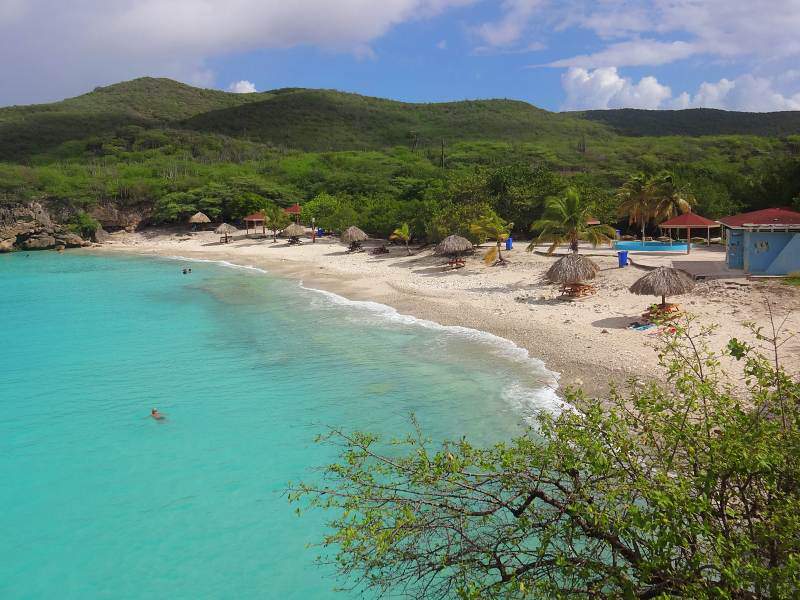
left=579, top=108, right=800, bottom=137
left=4, top=77, right=800, bottom=162
left=181, top=88, right=606, bottom=151
left=0, top=78, right=266, bottom=160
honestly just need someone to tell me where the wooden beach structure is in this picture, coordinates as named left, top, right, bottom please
left=244, top=212, right=267, bottom=237
left=658, top=213, right=720, bottom=253
left=544, top=253, right=600, bottom=298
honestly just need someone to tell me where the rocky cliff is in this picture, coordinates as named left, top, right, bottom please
left=0, top=202, right=91, bottom=252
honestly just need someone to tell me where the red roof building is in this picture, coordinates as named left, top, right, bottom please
left=719, top=207, right=800, bottom=228
left=284, top=203, right=302, bottom=215
left=659, top=213, right=719, bottom=228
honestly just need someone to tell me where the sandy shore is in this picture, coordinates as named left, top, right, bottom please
left=94, top=229, right=800, bottom=398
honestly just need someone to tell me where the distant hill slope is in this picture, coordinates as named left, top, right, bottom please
left=181, top=88, right=605, bottom=151
left=579, top=108, right=800, bottom=137
left=2, top=78, right=800, bottom=161
left=0, top=78, right=265, bottom=160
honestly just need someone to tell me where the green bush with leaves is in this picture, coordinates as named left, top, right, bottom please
left=292, top=317, right=800, bottom=599
left=67, top=211, right=101, bottom=238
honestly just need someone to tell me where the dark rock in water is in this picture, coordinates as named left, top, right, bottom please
left=21, top=235, right=56, bottom=249
left=55, top=244, right=66, bottom=252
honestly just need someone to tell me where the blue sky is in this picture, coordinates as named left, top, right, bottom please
left=1, top=1, right=800, bottom=111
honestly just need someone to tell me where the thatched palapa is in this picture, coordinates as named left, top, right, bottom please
left=283, top=223, right=306, bottom=238
left=340, top=226, right=368, bottom=244
left=215, top=223, right=238, bottom=234
left=215, top=223, right=238, bottom=243
left=544, top=253, right=599, bottom=284
left=629, top=266, right=695, bottom=306
left=188, top=212, right=211, bottom=224
left=435, top=235, right=473, bottom=256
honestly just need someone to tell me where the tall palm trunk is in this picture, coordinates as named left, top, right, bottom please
left=570, top=234, right=579, bottom=253
left=497, top=240, right=503, bottom=262
left=405, top=239, right=411, bottom=255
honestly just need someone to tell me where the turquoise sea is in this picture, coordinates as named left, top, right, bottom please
left=0, top=251, right=559, bottom=599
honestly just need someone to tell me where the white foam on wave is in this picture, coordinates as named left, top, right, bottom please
left=298, top=281, right=565, bottom=416
left=152, top=253, right=565, bottom=417
left=164, top=255, right=269, bottom=275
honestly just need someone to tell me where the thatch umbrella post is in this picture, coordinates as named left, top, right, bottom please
left=188, top=212, right=211, bottom=231
left=629, top=266, right=695, bottom=308
left=214, top=223, right=238, bottom=243
left=282, top=222, right=306, bottom=245
left=435, top=235, right=474, bottom=268
left=544, top=253, right=599, bottom=298
left=341, top=226, right=368, bottom=252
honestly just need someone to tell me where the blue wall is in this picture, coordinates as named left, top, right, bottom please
left=726, top=229, right=744, bottom=269
left=743, top=231, right=800, bottom=275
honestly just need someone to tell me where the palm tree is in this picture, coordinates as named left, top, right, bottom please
left=390, top=223, right=412, bottom=255
left=470, top=217, right=512, bottom=266
left=650, top=171, right=696, bottom=221
left=263, top=203, right=291, bottom=243
left=617, top=172, right=653, bottom=241
left=528, top=188, right=615, bottom=254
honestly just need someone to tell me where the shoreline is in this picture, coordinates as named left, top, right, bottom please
left=91, top=230, right=800, bottom=399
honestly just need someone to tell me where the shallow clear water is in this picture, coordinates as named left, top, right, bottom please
left=614, top=240, right=690, bottom=252
left=0, top=251, right=558, bottom=599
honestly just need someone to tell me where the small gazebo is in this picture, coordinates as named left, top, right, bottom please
left=658, top=213, right=720, bottom=254
left=243, top=212, right=267, bottom=237
left=284, top=203, right=302, bottom=223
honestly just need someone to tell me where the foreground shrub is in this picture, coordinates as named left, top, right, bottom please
left=291, top=315, right=800, bottom=599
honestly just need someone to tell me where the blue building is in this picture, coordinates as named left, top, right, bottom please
left=720, top=208, right=800, bottom=275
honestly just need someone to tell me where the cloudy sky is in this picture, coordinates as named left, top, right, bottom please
left=1, top=0, right=799, bottom=111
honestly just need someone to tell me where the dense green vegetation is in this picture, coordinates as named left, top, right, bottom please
left=1, top=77, right=799, bottom=240
left=292, top=321, right=800, bottom=599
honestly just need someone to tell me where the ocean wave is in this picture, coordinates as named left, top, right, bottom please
left=163, top=255, right=269, bottom=274
left=297, top=281, right=563, bottom=407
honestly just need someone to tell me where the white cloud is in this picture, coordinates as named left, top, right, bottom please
left=473, top=0, right=544, bottom=47
left=228, top=80, right=257, bottom=94
left=547, top=39, right=695, bottom=69
left=683, top=75, right=800, bottom=112
left=561, top=68, right=800, bottom=112
left=561, top=67, right=671, bottom=110
left=0, top=0, right=476, bottom=105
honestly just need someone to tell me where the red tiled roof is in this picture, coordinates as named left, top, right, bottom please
left=719, top=207, right=800, bottom=227
left=659, top=212, right=719, bottom=227
left=243, top=212, right=265, bottom=221
left=284, top=203, right=302, bottom=214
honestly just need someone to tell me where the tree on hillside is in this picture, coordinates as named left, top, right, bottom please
left=528, top=188, right=615, bottom=254
left=390, top=222, right=412, bottom=255
left=292, top=317, right=800, bottom=599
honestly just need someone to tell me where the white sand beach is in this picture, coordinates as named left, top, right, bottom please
left=97, top=229, right=800, bottom=398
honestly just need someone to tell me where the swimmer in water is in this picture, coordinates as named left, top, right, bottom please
left=151, top=408, right=165, bottom=420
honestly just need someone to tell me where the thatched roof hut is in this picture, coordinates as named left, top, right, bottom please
left=544, top=253, right=599, bottom=284
left=435, top=235, right=473, bottom=256
left=629, top=266, right=695, bottom=306
left=188, top=212, right=211, bottom=224
left=215, top=223, right=238, bottom=234
left=341, top=226, right=368, bottom=244
left=282, top=223, right=306, bottom=238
